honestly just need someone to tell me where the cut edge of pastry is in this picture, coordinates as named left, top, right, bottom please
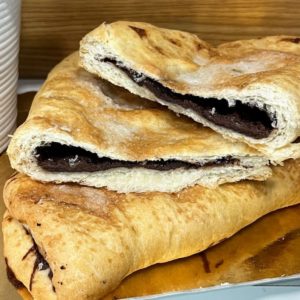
left=8, top=127, right=272, bottom=193
left=79, top=21, right=300, bottom=153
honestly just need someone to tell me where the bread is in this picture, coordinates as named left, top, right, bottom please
left=103, top=204, right=300, bottom=299
left=7, top=52, right=271, bottom=193
left=3, top=158, right=300, bottom=299
left=79, top=21, right=300, bottom=158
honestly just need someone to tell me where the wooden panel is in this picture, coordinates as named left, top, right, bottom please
left=20, top=0, right=300, bottom=77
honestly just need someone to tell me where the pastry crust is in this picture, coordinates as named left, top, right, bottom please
left=79, top=21, right=300, bottom=156
left=8, top=52, right=271, bottom=193
left=3, top=159, right=300, bottom=299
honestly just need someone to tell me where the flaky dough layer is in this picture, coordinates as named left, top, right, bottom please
left=80, top=21, right=300, bottom=157
left=8, top=53, right=270, bottom=192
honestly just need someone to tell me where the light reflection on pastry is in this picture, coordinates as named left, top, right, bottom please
left=80, top=21, right=300, bottom=158
left=8, top=53, right=271, bottom=193
left=3, top=158, right=300, bottom=299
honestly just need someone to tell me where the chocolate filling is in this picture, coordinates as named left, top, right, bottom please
left=29, top=244, right=53, bottom=292
left=99, top=57, right=275, bottom=139
left=5, top=226, right=55, bottom=293
left=293, top=137, right=300, bottom=143
left=35, top=142, right=239, bottom=173
left=5, top=258, right=26, bottom=290
left=22, top=226, right=55, bottom=292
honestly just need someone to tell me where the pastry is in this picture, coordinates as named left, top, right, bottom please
left=3, top=158, right=300, bottom=299
left=8, top=53, right=271, bottom=193
left=79, top=21, right=300, bottom=157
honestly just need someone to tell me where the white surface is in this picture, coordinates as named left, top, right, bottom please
left=150, top=286, right=300, bottom=300
left=17, top=79, right=44, bottom=93
left=0, top=0, right=20, bottom=153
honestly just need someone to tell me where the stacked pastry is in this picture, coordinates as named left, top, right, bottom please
left=3, top=21, right=300, bottom=300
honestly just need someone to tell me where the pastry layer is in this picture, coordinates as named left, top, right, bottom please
left=35, top=142, right=239, bottom=172
left=99, top=57, right=274, bottom=139
left=8, top=52, right=271, bottom=192
left=79, top=21, right=300, bottom=156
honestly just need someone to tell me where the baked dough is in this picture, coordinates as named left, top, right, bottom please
left=3, top=158, right=300, bottom=299
left=8, top=52, right=271, bottom=193
left=103, top=204, right=300, bottom=299
left=79, top=21, right=300, bottom=157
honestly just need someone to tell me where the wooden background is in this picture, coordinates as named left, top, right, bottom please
left=20, top=0, right=300, bottom=78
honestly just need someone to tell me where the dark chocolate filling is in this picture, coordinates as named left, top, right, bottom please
left=35, top=142, right=239, bottom=173
left=5, top=226, right=55, bottom=293
left=22, top=226, right=55, bottom=292
left=99, top=57, right=275, bottom=139
left=5, top=258, right=26, bottom=290
left=293, top=137, right=300, bottom=143
left=29, top=243, right=53, bottom=292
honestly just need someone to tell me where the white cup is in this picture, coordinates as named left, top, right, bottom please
left=0, top=0, right=20, bottom=153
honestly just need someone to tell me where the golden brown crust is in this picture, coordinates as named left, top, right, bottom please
left=2, top=212, right=56, bottom=300
left=80, top=21, right=300, bottom=154
left=18, top=288, right=34, bottom=300
left=3, top=159, right=300, bottom=299
left=7, top=52, right=271, bottom=193
left=103, top=204, right=300, bottom=299
left=219, top=35, right=300, bottom=56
